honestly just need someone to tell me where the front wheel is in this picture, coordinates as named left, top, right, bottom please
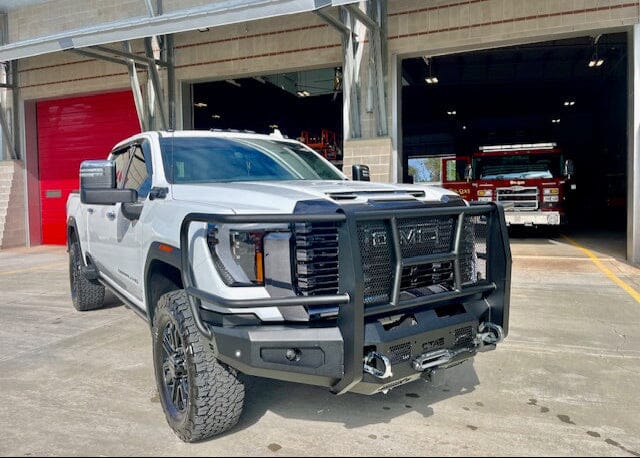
left=152, top=290, right=244, bottom=442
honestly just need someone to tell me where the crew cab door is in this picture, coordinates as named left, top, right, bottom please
left=88, top=141, right=152, bottom=303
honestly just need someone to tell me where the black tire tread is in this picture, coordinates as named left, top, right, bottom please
left=69, top=241, right=105, bottom=311
left=153, top=290, right=244, bottom=442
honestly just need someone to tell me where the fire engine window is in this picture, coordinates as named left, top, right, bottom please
left=476, top=154, right=561, bottom=180
left=443, top=158, right=469, bottom=182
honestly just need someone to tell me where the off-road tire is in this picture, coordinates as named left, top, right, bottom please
left=69, top=240, right=105, bottom=311
left=152, top=290, right=244, bottom=442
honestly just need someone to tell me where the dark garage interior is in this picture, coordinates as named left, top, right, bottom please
left=402, top=33, right=628, bottom=231
left=191, top=67, right=344, bottom=165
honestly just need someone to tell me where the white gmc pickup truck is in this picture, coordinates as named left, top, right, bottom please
left=66, top=130, right=511, bottom=442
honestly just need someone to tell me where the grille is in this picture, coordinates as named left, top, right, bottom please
left=294, top=222, right=339, bottom=296
left=357, top=221, right=394, bottom=305
left=396, top=216, right=455, bottom=258
left=496, top=186, right=538, bottom=210
left=400, top=262, right=454, bottom=290
left=460, top=215, right=488, bottom=283
left=389, top=341, right=412, bottom=364
left=356, top=216, right=459, bottom=306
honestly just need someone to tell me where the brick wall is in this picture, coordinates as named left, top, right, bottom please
left=0, top=161, right=26, bottom=248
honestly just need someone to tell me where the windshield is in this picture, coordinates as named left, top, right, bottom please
left=159, top=137, right=344, bottom=183
left=475, top=153, right=562, bottom=180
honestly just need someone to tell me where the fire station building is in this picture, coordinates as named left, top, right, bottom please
left=0, top=0, right=638, bottom=266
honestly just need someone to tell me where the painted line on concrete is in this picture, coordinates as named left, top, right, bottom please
left=561, top=234, right=640, bottom=304
left=0, top=261, right=66, bottom=276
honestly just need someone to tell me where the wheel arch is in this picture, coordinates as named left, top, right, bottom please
left=66, top=216, right=79, bottom=251
left=144, top=242, right=184, bottom=325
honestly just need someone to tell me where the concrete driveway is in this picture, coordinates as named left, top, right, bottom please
left=0, top=232, right=639, bottom=456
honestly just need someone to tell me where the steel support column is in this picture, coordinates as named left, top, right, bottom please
left=318, top=2, right=388, bottom=139
left=364, top=0, right=388, bottom=136
left=390, top=53, right=402, bottom=183
left=144, top=36, right=167, bottom=130
left=0, top=12, right=18, bottom=161
left=340, top=7, right=361, bottom=139
left=123, top=41, right=148, bottom=132
left=627, top=24, right=640, bottom=265
left=166, top=34, right=176, bottom=130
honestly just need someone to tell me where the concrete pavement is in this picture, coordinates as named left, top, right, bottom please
left=0, top=233, right=639, bottom=456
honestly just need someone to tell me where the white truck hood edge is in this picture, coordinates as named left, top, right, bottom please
left=170, top=180, right=459, bottom=213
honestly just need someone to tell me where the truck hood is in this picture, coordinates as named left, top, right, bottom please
left=170, top=180, right=460, bottom=213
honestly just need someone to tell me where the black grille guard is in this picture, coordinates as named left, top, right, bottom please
left=179, top=202, right=512, bottom=394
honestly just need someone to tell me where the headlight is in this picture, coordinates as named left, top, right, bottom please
left=230, top=230, right=265, bottom=285
left=207, top=224, right=268, bottom=286
left=477, top=189, right=493, bottom=197
left=543, top=195, right=559, bottom=202
left=543, top=188, right=559, bottom=195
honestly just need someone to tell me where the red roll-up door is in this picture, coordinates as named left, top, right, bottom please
left=37, top=91, right=140, bottom=245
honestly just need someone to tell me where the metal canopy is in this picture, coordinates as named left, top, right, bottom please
left=0, top=0, right=357, bottom=62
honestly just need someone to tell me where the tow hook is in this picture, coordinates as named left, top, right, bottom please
left=363, top=351, right=393, bottom=379
left=475, top=322, right=504, bottom=351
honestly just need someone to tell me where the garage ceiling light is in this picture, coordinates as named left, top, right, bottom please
left=446, top=110, right=456, bottom=116
left=552, top=118, right=561, bottom=124
left=211, top=114, right=221, bottom=119
left=563, top=100, right=576, bottom=106
left=588, top=57, right=604, bottom=67
left=588, top=35, right=604, bottom=68
left=194, top=102, right=207, bottom=108
left=424, top=57, right=439, bottom=84
left=296, top=90, right=310, bottom=97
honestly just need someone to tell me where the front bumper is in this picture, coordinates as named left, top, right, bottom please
left=180, top=202, right=511, bottom=395
left=504, top=210, right=562, bottom=226
left=207, top=298, right=501, bottom=394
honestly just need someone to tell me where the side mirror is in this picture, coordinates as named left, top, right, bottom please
left=352, top=164, right=370, bottom=181
left=564, top=159, right=575, bottom=178
left=80, top=160, right=137, bottom=205
left=80, top=160, right=116, bottom=189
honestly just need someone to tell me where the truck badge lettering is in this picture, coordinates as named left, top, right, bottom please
left=371, top=231, right=388, bottom=247
left=399, top=227, right=438, bottom=246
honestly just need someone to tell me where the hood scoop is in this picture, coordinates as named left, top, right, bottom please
left=326, top=190, right=426, bottom=202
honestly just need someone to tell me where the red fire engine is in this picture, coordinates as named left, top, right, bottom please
left=441, top=143, right=575, bottom=226
left=300, top=129, right=342, bottom=162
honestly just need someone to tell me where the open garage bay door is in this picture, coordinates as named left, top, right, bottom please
left=37, top=90, right=140, bottom=245
left=402, top=33, right=628, bottom=235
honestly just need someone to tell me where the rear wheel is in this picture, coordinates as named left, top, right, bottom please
left=69, top=239, right=105, bottom=311
left=152, top=290, right=244, bottom=442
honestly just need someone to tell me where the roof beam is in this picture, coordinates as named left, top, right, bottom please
left=344, top=4, right=378, bottom=31
left=315, top=9, right=351, bottom=37
left=91, top=44, right=167, bottom=67
left=0, top=0, right=357, bottom=62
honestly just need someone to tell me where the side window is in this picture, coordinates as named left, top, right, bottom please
left=443, top=158, right=470, bottom=182
left=123, top=142, right=152, bottom=198
left=112, top=147, right=132, bottom=189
